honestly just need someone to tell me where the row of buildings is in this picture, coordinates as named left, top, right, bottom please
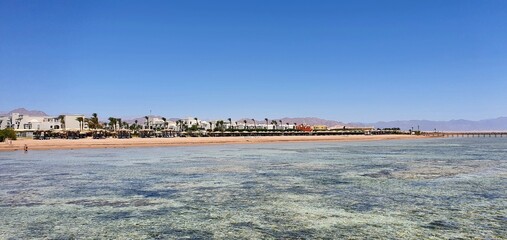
left=0, top=113, right=85, bottom=137
left=0, top=112, right=348, bottom=138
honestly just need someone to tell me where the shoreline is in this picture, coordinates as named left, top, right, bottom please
left=0, top=135, right=432, bottom=152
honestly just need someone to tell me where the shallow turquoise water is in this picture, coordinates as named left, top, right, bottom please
left=0, top=138, right=506, bottom=239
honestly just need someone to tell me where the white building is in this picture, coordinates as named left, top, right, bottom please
left=0, top=112, right=87, bottom=137
left=144, top=116, right=176, bottom=130
left=63, top=115, right=88, bottom=131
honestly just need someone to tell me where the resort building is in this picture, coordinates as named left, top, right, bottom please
left=179, top=117, right=208, bottom=130
left=313, top=125, right=328, bottom=131
left=0, top=112, right=87, bottom=137
left=144, top=116, right=166, bottom=130
left=63, top=115, right=88, bottom=131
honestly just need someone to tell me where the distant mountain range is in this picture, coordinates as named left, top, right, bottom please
left=5, top=108, right=48, bottom=116
left=120, top=117, right=507, bottom=131
left=237, top=117, right=352, bottom=128
left=124, top=116, right=180, bottom=124
left=361, top=117, right=507, bottom=131
left=2, top=108, right=506, bottom=131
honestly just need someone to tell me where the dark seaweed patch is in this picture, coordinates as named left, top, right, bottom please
left=96, top=211, right=133, bottom=221
left=149, top=227, right=214, bottom=239
left=241, top=181, right=258, bottom=189
left=123, top=189, right=178, bottom=198
left=67, top=185, right=118, bottom=197
left=231, top=221, right=256, bottom=229
left=50, top=235, right=77, bottom=240
left=314, top=177, right=351, bottom=185
left=26, top=221, right=54, bottom=237
left=267, top=228, right=316, bottom=239
left=141, top=207, right=180, bottom=217
left=350, top=202, right=375, bottom=212
left=362, top=170, right=392, bottom=178
left=256, top=171, right=279, bottom=178
left=475, top=192, right=501, bottom=200
left=285, top=186, right=313, bottom=194
left=494, top=215, right=507, bottom=222
left=424, top=220, right=459, bottom=230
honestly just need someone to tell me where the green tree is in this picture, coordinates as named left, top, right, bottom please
left=93, top=113, right=100, bottom=129
left=162, top=117, right=167, bottom=130
left=86, top=113, right=100, bottom=130
left=76, top=117, right=84, bottom=131
left=144, top=116, right=149, bottom=129
left=216, top=120, right=225, bottom=132
left=271, top=120, right=278, bottom=130
left=176, top=120, right=183, bottom=131
left=194, top=117, right=199, bottom=128
left=0, top=128, right=17, bottom=141
left=58, top=115, right=66, bottom=130
left=108, top=117, right=117, bottom=131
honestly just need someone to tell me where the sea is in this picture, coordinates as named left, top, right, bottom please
left=0, top=138, right=506, bottom=239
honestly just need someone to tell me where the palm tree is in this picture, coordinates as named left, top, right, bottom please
left=76, top=117, right=84, bottom=131
left=117, top=118, right=122, bottom=129
left=84, top=118, right=91, bottom=130
left=271, top=120, right=278, bottom=130
left=251, top=119, right=256, bottom=129
left=265, top=118, right=268, bottom=129
left=108, top=117, right=117, bottom=131
left=90, top=113, right=99, bottom=130
left=209, top=121, right=213, bottom=132
left=218, top=120, right=225, bottom=132
left=58, top=115, right=65, bottom=130
left=194, top=117, right=199, bottom=128
left=144, top=116, right=149, bottom=129
left=227, top=118, right=232, bottom=130
left=243, top=120, right=247, bottom=130
left=162, top=117, right=167, bottom=130
left=176, top=120, right=184, bottom=132
left=215, top=121, right=221, bottom=131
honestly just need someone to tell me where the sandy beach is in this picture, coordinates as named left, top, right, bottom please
left=0, top=135, right=431, bottom=152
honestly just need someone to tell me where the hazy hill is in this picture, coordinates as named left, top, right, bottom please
left=124, top=116, right=181, bottom=124
left=6, top=108, right=48, bottom=116
left=3, top=108, right=506, bottom=131
left=236, top=117, right=353, bottom=127
left=363, top=117, right=507, bottom=131
left=280, top=117, right=351, bottom=127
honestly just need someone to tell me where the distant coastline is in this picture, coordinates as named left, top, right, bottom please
left=0, top=135, right=431, bottom=152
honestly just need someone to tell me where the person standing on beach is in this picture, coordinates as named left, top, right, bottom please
left=24, top=144, right=28, bottom=152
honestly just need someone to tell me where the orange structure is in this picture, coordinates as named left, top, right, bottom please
left=296, top=124, right=312, bottom=132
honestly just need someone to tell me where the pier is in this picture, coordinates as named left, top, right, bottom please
left=423, top=132, right=507, bottom=138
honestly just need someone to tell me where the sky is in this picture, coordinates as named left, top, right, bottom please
left=1, top=0, right=506, bottom=122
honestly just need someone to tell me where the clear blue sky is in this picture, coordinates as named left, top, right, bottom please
left=1, top=0, right=506, bottom=122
